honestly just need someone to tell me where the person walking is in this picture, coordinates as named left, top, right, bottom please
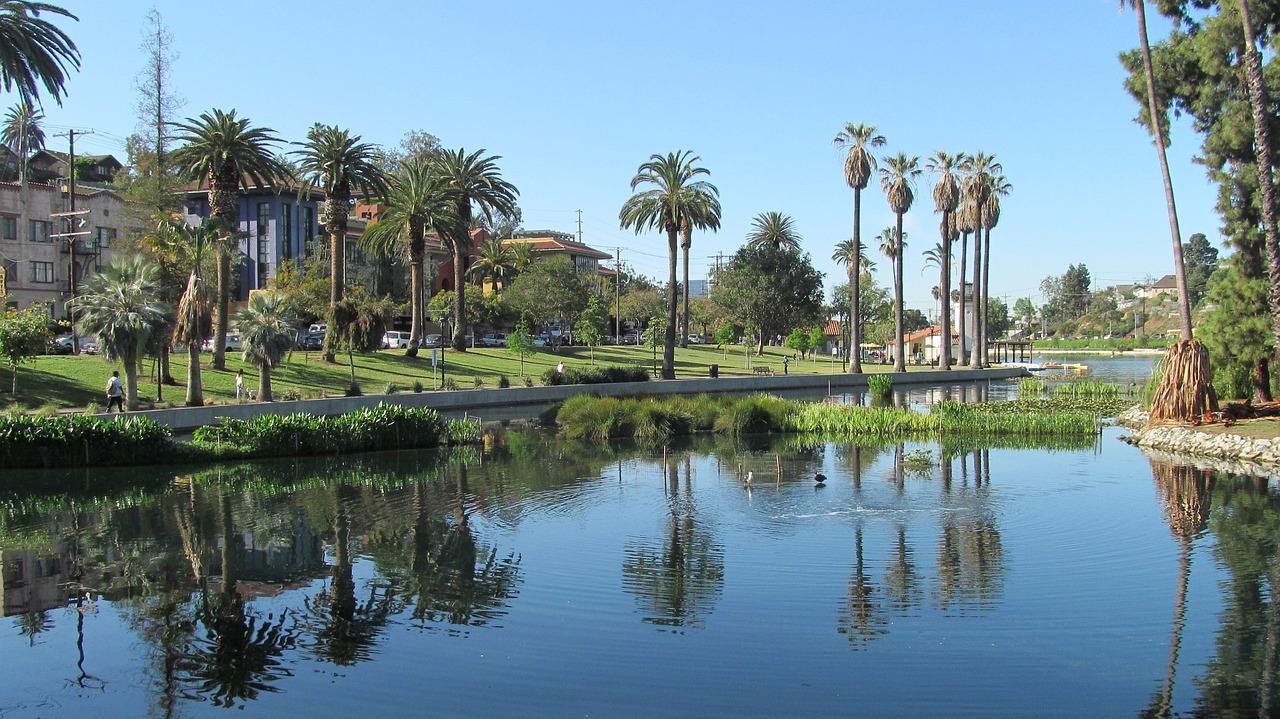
left=235, top=370, right=245, bottom=401
left=105, top=371, right=124, bottom=413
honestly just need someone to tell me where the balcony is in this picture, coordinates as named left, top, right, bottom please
left=58, top=239, right=99, bottom=255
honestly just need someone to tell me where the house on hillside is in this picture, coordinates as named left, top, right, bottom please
left=29, top=150, right=123, bottom=184
left=1134, top=274, right=1178, bottom=299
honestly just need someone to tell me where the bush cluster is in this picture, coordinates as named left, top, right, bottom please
left=541, top=364, right=650, bottom=386
left=0, top=414, right=174, bottom=469
left=191, top=404, right=447, bottom=457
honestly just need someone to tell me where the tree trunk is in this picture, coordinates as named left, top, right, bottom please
left=970, top=206, right=984, bottom=370
left=213, top=249, right=230, bottom=370
left=850, top=188, right=863, bottom=373
left=894, top=213, right=905, bottom=373
left=125, top=358, right=140, bottom=411
left=323, top=201, right=347, bottom=362
left=406, top=232, right=423, bottom=359
left=940, top=210, right=953, bottom=371
left=1236, top=0, right=1280, bottom=353
left=160, top=344, right=174, bottom=384
left=663, top=227, right=678, bottom=379
left=982, top=226, right=992, bottom=366
left=259, top=366, right=272, bottom=402
left=10, top=363, right=15, bottom=394
left=1254, top=357, right=1273, bottom=403
left=959, top=230, right=968, bottom=363
left=185, top=336, right=203, bottom=406
left=680, top=226, right=691, bottom=350
left=452, top=204, right=471, bottom=352
left=209, top=176, right=240, bottom=372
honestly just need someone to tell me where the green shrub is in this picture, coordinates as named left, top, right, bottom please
left=867, top=375, right=893, bottom=398
left=542, top=364, right=650, bottom=386
left=279, top=388, right=302, bottom=401
left=0, top=414, right=174, bottom=469
left=447, top=417, right=483, bottom=444
left=473, top=377, right=484, bottom=388
left=631, top=399, right=693, bottom=441
left=345, top=382, right=363, bottom=397
left=384, top=382, right=399, bottom=395
left=192, top=403, right=445, bottom=457
left=714, top=394, right=792, bottom=435
left=413, top=380, right=424, bottom=393
left=498, top=375, right=511, bottom=389
left=443, top=378, right=458, bottom=391
left=1213, top=363, right=1252, bottom=401
left=557, top=394, right=635, bottom=441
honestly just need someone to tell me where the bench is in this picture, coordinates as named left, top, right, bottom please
left=752, top=366, right=774, bottom=376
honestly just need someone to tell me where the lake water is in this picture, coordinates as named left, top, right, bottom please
left=2, top=404, right=1277, bottom=717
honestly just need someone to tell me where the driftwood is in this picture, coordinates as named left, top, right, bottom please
left=1149, top=340, right=1218, bottom=423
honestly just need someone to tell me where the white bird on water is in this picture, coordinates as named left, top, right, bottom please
left=744, top=471, right=753, bottom=485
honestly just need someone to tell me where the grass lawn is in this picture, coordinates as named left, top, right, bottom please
left=1, top=343, right=939, bottom=411
left=1183, top=417, right=1280, bottom=440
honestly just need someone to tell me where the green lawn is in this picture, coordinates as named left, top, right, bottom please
left=2, top=343, right=937, bottom=411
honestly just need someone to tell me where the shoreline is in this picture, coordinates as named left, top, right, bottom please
left=1035, top=348, right=1166, bottom=356
left=1117, top=405, right=1280, bottom=469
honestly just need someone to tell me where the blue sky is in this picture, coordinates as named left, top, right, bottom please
left=39, top=1, right=1216, bottom=318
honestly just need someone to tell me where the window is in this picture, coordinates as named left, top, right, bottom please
left=29, top=261, right=52, bottom=283
left=2, top=259, right=16, bottom=286
left=281, top=203, right=292, bottom=260
left=0, top=215, right=15, bottom=241
left=28, top=220, right=50, bottom=243
left=257, top=202, right=270, bottom=237
left=303, top=206, right=315, bottom=254
left=95, top=227, right=116, bottom=248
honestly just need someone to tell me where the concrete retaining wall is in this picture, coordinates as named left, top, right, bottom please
left=120, top=368, right=1029, bottom=432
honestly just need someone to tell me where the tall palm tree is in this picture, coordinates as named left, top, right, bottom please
left=927, top=152, right=963, bottom=370
left=981, top=175, right=1011, bottom=353
left=171, top=109, right=291, bottom=371
left=468, top=236, right=516, bottom=292
left=168, top=217, right=219, bottom=406
left=879, top=153, right=921, bottom=372
left=956, top=199, right=977, bottom=363
left=679, top=194, right=721, bottom=348
left=432, top=148, right=519, bottom=351
left=510, top=242, right=534, bottom=274
left=234, top=292, right=294, bottom=402
left=75, top=256, right=170, bottom=410
left=834, top=123, right=885, bottom=373
left=833, top=238, right=871, bottom=368
left=292, top=124, right=388, bottom=362
left=359, top=157, right=454, bottom=358
left=744, top=211, right=801, bottom=252
left=1233, top=0, right=1280, bottom=354
left=960, top=152, right=1000, bottom=368
left=619, top=150, right=719, bottom=379
left=1, top=100, right=42, bottom=186
left=0, top=2, right=79, bottom=106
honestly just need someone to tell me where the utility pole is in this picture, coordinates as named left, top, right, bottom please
left=52, top=129, right=93, bottom=355
left=614, top=247, right=622, bottom=340
left=576, top=209, right=583, bottom=244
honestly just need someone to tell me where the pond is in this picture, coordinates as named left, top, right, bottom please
left=0, top=419, right=1275, bottom=717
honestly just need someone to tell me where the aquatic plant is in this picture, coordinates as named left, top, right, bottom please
left=0, top=414, right=174, bottom=469
left=1018, top=378, right=1046, bottom=396
left=1051, top=380, right=1123, bottom=399
left=191, top=404, right=448, bottom=457
left=867, top=374, right=893, bottom=398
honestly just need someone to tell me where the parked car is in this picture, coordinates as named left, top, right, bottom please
left=298, top=333, right=323, bottom=351
left=53, top=335, right=99, bottom=353
left=308, top=323, right=327, bottom=335
left=687, top=334, right=707, bottom=344
left=481, top=332, right=508, bottom=347
left=423, top=334, right=443, bottom=348
left=621, top=332, right=641, bottom=345
left=202, top=334, right=242, bottom=352
left=382, top=330, right=411, bottom=349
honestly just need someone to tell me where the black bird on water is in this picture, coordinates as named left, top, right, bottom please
left=814, top=472, right=827, bottom=487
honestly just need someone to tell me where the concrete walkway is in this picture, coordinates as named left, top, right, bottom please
left=113, top=367, right=1030, bottom=432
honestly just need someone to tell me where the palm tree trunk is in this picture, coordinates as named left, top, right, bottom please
left=982, top=227, right=991, bottom=366
left=894, top=213, right=905, bottom=373
left=940, top=212, right=953, bottom=371
left=970, top=208, right=984, bottom=370
left=125, top=357, right=140, bottom=411
left=213, top=249, right=230, bottom=370
left=850, top=189, right=863, bottom=373
left=958, top=230, right=968, bottom=363
left=663, top=227, right=678, bottom=379
left=323, top=204, right=347, bottom=362
left=451, top=247, right=467, bottom=351
left=209, top=178, right=239, bottom=372
left=159, top=344, right=174, bottom=384
left=185, top=339, right=202, bottom=406
left=1254, top=358, right=1273, bottom=402
left=259, top=366, right=272, bottom=402
left=406, top=236, right=423, bottom=358
left=680, top=228, right=691, bottom=350
left=1235, top=0, right=1280, bottom=352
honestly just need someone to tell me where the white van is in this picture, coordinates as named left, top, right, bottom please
left=382, top=331, right=411, bottom=349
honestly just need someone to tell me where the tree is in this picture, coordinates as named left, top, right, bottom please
left=835, top=123, right=885, bottom=373
left=358, top=157, right=453, bottom=358
left=234, top=292, right=294, bottom=402
left=76, top=257, right=170, bottom=410
left=504, top=257, right=588, bottom=334
left=271, top=257, right=328, bottom=326
left=785, top=327, right=810, bottom=357
left=467, top=237, right=515, bottom=292
left=171, top=109, right=291, bottom=370
left=0, top=1, right=79, bottom=106
left=161, top=217, right=217, bottom=406
left=433, top=148, right=519, bottom=352
left=744, top=211, right=801, bottom=252
left=714, top=243, right=823, bottom=357
left=927, top=151, right=964, bottom=370
left=902, top=309, right=929, bottom=335
left=619, top=287, right=665, bottom=329
left=576, top=294, right=606, bottom=362
left=1, top=100, right=41, bottom=186
left=807, top=326, right=826, bottom=358
left=678, top=190, right=721, bottom=348
left=713, top=321, right=736, bottom=356
left=292, top=124, right=389, bottom=362
left=1200, top=261, right=1273, bottom=401
left=131, top=7, right=182, bottom=216
left=1013, top=297, right=1037, bottom=328
left=331, top=292, right=391, bottom=385
left=981, top=174, right=1011, bottom=364
left=619, top=151, right=719, bottom=379
left=956, top=199, right=976, bottom=360
left=1182, top=233, right=1219, bottom=307
left=427, top=286, right=485, bottom=340
left=0, top=304, right=47, bottom=393
left=986, top=297, right=1010, bottom=340
left=960, top=152, right=1000, bottom=368
left=506, top=320, right=535, bottom=376
left=880, top=153, right=920, bottom=372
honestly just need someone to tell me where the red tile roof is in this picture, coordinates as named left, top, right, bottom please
left=903, top=325, right=959, bottom=343
left=502, top=236, right=611, bottom=260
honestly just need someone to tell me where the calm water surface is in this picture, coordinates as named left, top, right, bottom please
left=1, top=417, right=1277, bottom=717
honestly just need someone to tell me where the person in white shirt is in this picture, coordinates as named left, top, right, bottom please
left=235, top=370, right=245, bottom=400
left=105, top=371, right=124, bottom=413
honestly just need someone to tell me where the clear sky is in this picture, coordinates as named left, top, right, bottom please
left=38, top=0, right=1217, bottom=319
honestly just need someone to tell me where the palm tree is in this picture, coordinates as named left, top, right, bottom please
left=234, top=292, right=294, bottom=402
left=171, top=109, right=291, bottom=371
left=619, top=150, right=719, bottom=379
left=834, top=123, right=885, bottom=373
left=292, top=124, right=388, bottom=361
left=432, top=148, right=519, bottom=351
left=359, top=157, right=453, bottom=358
left=956, top=199, right=977, bottom=363
left=679, top=194, right=721, bottom=348
left=832, top=238, right=871, bottom=368
left=879, top=153, right=921, bottom=372
left=75, top=256, right=170, bottom=410
left=168, top=217, right=220, bottom=406
left=744, top=211, right=801, bottom=252
left=1, top=100, right=42, bottom=186
left=927, top=152, right=964, bottom=370
left=0, top=2, right=79, bottom=106
left=960, top=152, right=1000, bottom=368
left=981, top=175, right=1011, bottom=351
left=468, top=237, right=516, bottom=292
left=510, top=242, right=534, bottom=274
